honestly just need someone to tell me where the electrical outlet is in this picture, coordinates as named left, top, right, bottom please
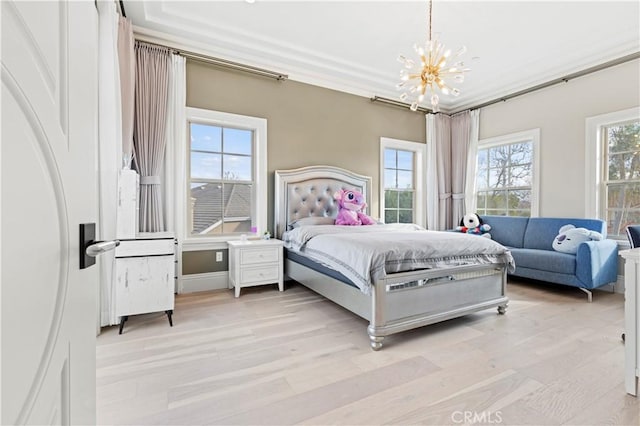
left=216, top=251, right=223, bottom=262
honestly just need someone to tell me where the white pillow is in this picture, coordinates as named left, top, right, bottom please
left=289, top=216, right=335, bottom=229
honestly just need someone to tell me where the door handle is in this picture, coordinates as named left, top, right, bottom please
left=79, top=223, right=120, bottom=269
left=86, top=240, right=120, bottom=257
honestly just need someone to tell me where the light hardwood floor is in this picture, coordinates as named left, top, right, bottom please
left=97, top=279, right=640, bottom=425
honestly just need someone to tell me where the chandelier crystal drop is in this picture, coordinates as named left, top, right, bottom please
left=397, top=0, right=470, bottom=112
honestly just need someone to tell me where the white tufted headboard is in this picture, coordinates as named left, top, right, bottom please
left=274, top=165, right=373, bottom=239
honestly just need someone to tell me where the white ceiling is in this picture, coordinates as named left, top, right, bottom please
left=126, top=1, right=640, bottom=113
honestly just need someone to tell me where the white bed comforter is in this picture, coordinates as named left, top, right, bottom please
left=283, top=224, right=515, bottom=294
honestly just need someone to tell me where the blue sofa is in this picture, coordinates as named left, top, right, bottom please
left=481, top=216, right=618, bottom=299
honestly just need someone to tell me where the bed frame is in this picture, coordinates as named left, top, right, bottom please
left=274, top=165, right=509, bottom=350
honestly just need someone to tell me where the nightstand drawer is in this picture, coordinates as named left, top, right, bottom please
left=240, top=265, right=280, bottom=284
left=240, top=247, right=280, bottom=265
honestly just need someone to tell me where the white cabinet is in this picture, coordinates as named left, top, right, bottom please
left=621, top=248, right=640, bottom=396
left=115, top=233, right=176, bottom=334
left=228, top=239, right=284, bottom=297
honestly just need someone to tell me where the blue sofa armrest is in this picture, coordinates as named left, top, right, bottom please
left=575, top=239, right=619, bottom=289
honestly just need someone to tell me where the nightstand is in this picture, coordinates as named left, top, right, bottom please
left=114, top=232, right=176, bottom=334
left=228, top=239, right=284, bottom=297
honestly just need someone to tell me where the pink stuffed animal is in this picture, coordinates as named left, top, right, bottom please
left=333, top=189, right=376, bottom=226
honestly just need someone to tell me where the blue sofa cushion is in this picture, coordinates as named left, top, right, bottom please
left=482, top=216, right=528, bottom=248
left=523, top=217, right=607, bottom=251
left=510, top=248, right=576, bottom=275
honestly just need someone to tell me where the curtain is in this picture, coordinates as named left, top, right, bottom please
left=425, top=114, right=438, bottom=230
left=435, top=114, right=453, bottom=230
left=451, top=111, right=471, bottom=225
left=133, top=41, right=171, bottom=232
left=97, top=0, right=122, bottom=326
left=465, top=110, right=481, bottom=213
left=163, top=54, right=186, bottom=233
left=117, top=16, right=135, bottom=169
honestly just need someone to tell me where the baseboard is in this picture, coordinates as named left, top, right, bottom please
left=595, top=275, right=624, bottom=294
left=178, top=271, right=229, bottom=293
left=614, top=274, right=625, bottom=294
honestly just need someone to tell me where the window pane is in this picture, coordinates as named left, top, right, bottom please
left=398, top=209, right=413, bottom=223
left=605, top=208, right=640, bottom=237
left=385, top=190, right=398, bottom=208
left=397, top=170, right=413, bottom=189
left=190, top=183, right=223, bottom=235
left=398, top=191, right=413, bottom=209
left=508, top=190, right=531, bottom=210
left=476, top=167, right=488, bottom=190
left=222, top=183, right=253, bottom=234
left=191, top=123, right=221, bottom=152
left=608, top=153, right=640, bottom=181
left=477, top=192, right=487, bottom=210
left=384, top=169, right=397, bottom=189
left=488, top=168, right=506, bottom=188
left=223, top=128, right=252, bottom=155
left=607, top=122, right=640, bottom=154
left=385, top=209, right=398, bottom=223
left=509, top=142, right=532, bottom=165
left=510, top=165, right=532, bottom=186
left=384, top=149, right=396, bottom=169
left=477, top=149, right=488, bottom=168
left=191, top=152, right=221, bottom=179
left=397, top=150, right=413, bottom=170
left=487, top=191, right=507, bottom=209
left=488, top=145, right=509, bottom=168
left=223, top=154, right=252, bottom=181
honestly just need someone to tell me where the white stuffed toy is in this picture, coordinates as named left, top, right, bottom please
left=552, top=224, right=603, bottom=254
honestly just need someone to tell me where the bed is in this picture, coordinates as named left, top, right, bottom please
left=274, top=165, right=512, bottom=350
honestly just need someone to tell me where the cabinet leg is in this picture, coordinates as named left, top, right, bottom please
left=165, top=310, right=173, bottom=327
left=118, top=316, right=128, bottom=335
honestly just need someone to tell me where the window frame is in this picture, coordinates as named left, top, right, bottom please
left=379, top=137, right=426, bottom=227
left=180, top=107, right=267, bottom=245
left=585, top=107, right=640, bottom=241
left=474, top=129, right=540, bottom=217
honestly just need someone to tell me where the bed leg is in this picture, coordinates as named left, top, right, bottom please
left=367, top=326, right=384, bottom=351
left=497, top=304, right=507, bottom=315
left=369, top=335, right=384, bottom=351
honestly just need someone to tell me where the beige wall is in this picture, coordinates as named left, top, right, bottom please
left=479, top=59, right=640, bottom=218
left=186, top=60, right=426, bottom=229
left=186, top=58, right=640, bottom=226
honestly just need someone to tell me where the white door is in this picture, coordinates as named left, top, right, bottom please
left=2, top=1, right=98, bottom=424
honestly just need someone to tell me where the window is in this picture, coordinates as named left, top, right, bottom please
left=474, top=129, right=539, bottom=217
left=380, top=138, right=426, bottom=226
left=183, top=108, right=267, bottom=240
left=586, top=107, right=640, bottom=240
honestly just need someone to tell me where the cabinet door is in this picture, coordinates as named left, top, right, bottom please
left=115, top=256, right=174, bottom=317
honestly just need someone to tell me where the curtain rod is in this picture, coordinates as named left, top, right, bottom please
left=134, top=37, right=288, bottom=81
left=118, top=0, right=126, bottom=18
left=454, top=51, right=640, bottom=114
left=179, top=50, right=288, bottom=81
left=370, top=96, right=432, bottom=113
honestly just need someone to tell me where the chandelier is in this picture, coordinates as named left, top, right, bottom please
left=396, top=0, right=470, bottom=112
